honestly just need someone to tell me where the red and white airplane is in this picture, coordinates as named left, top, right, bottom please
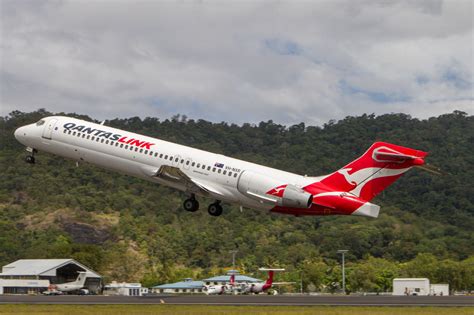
left=14, top=116, right=429, bottom=217
left=241, top=268, right=286, bottom=294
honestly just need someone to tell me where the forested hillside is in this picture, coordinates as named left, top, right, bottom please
left=0, top=110, right=473, bottom=292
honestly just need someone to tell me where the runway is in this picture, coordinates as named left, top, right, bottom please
left=0, top=294, right=473, bottom=306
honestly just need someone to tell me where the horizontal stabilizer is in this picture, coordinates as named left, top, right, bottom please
left=351, top=202, right=380, bottom=218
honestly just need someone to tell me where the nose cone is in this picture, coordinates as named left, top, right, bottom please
left=14, top=126, right=27, bottom=144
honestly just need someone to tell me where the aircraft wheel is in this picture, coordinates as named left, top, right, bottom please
left=208, top=202, right=223, bottom=216
left=183, top=198, right=199, bottom=212
left=25, top=155, right=35, bottom=164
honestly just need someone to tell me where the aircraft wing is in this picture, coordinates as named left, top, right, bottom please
left=154, top=165, right=225, bottom=197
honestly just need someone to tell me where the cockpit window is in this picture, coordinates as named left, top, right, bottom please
left=36, top=119, right=46, bottom=126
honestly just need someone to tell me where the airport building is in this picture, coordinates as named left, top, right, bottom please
left=0, top=259, right=102, bottom=295
left=103, top=282, right=149, bottom=296
left=152, top=278, right=205, bottom=294
left=393, top=278, right=449, bottom=296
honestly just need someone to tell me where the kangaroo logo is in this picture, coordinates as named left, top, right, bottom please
left=266, top=184, right=287, bottom=197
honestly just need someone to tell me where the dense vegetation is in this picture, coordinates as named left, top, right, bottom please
left=0, top=109, right=473, bottom=293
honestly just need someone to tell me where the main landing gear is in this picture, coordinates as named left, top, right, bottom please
left=207, top=201, right=223, bottom=217
left=183, top=194, right=199, bottom=212
left=182, top=195, right=223, bottom=217
left=25, top=148, right=37, bottom=164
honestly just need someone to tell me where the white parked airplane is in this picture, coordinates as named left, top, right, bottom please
left=14, top=116, right=429, bottom=217
left=202, top=274, right=235, bottom=295
left=43, top=271, right=89, bottom=295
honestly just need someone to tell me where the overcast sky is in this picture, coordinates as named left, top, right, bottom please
left=1, top=0, right=472, bottom=125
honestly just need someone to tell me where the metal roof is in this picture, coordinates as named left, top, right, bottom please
left=0, top=259, right=101, bottom=278
left=153, top=279, right=204, bottom=289
left=203, top=275, right=262, bottom=283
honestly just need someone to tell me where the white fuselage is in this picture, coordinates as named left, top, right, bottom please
left=14, top=116, right=319, bottom=211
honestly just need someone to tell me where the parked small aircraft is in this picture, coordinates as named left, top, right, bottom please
left=43, top=271, right=89, bottom=295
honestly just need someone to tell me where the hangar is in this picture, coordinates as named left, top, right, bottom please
left=0, top=259, right=102, bottom=294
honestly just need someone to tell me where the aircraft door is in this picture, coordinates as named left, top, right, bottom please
left=42, top=118, right=58, bottom=139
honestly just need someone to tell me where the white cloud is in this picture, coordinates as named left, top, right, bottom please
left=1, top=0, right=472, bottom=125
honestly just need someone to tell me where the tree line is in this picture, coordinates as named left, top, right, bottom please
left=0, top=109, right=472, bottom=292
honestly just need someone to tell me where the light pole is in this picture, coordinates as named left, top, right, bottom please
left=337, top=250, right=348, bottom=295
left=300, top=270, right=303, bottom=294
left=230, top=250, right=238, bottom=270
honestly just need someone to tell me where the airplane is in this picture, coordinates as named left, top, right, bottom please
left=43, top=271, right=89, bottom=295
left=202, top=273, right=236, bottom=295
left=241, top=268, right=286, bottom=294
left=14, top=116, right=431, bottom=217
left=202, top=273, right=240, bottom=295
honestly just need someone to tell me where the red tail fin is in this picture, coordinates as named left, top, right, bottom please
left=313, top=142, right=427, bottom=201
left=265, top=271, right=274, bottom=286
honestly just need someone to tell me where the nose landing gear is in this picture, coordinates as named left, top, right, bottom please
left=24, top=148, right=37, bottom=164
left=25, top=155, right=35, bottom=164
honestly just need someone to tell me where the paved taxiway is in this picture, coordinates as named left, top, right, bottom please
left=0, top=295, right=473, bottom=306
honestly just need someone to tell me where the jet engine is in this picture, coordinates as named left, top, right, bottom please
left=278, top=184, right=313, bottom=208
left=237, top=171, right=313, bottom=209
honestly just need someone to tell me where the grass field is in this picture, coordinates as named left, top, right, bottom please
left=0, top=305, right=473, bottom=315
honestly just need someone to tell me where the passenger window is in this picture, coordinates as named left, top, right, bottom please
left=130, top=146, right=133, bottom=150
left=101, top=139, right=104, bottom=143
left=96, top=138, right=99, bottom=142
left=159, top=154, right=163, bottom=158
left=175, top=157, right=178, bottom=162
left=87, top=135, right=90, bottom=139
left=192, top=162, right=195, bottom=167
left=186, top=161, right=190, bottom=165
left=63, top=130, right=66, bottom=133
left=202, top=165, right=205, bottom=169
left=154, top=153, right=158, bottom=157
left=234, top=173, right=238, bottom=177
left=207, top=166, right=211, bottom=171
left=73, top=132, right=76, bottom=136
left=82, top=134, right=85, bottom=138
left=169, top=156, right=173, bottom=161
left=91, top=136, right=95, bottom=141
left=180, top=159, right=184, bottom=163
left=228, top=172, right=232, bottom=176
left=149, top=151, right=153, bottom=156
left=106, top=140, right=109, bottom=144
left=120, top=144, right=124, bottom=148
left=197, top=163, right=201, bottom=168
left=135, top=147, right=138, bottom=152
left=218, top=169, right=221, bottom=174
left=212, top=168, right=216, bottom=172
left=164, top=155, right=168, bottom=159
left=140, top=149, right=143, bottom=153
left=115, top=142, right=119, bottom=146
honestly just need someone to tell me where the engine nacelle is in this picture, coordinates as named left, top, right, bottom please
left=237, top=171, right=313, bottom=209
left=278, top=184, right=313, bottom=208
